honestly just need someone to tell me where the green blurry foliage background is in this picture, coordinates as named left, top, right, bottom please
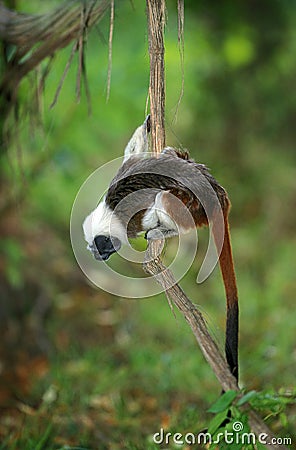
left=0, top=0, right=296, bottom=448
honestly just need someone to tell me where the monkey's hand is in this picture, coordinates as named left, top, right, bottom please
left=145, top=227, right=178, bottom=241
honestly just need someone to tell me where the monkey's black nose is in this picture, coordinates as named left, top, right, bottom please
left=93, top=235, right=121, bottom=260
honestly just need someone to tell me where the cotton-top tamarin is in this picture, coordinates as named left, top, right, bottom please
left=83, top=116, right=239, bottom=381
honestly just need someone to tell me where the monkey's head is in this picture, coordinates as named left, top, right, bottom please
left=83, top=116, right=151, bottom=261
left=83, top=200, right=126, bottom=261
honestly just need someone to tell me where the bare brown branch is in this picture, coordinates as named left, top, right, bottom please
left=146, top=0, right=166, bottom=154
left=0, top=2, right=110, bottom=47
left=0, top=0, right=110, bottom=149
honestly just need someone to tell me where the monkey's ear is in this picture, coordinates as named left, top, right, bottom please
left=162, top=147, right=190, bottom=160
left=123, top=115, right=151, bottom=162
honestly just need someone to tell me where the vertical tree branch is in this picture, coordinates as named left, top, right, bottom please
left=146, top=0, right=166, bottom=154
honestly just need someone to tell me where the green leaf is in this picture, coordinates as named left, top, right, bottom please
left=208, top=410, right=228, bottom=434
left=208, top=390, right=238, bottom=413
left=237, top=390, right=257, bottom=406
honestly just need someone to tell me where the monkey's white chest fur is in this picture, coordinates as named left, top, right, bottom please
left=142, top=191, right=180, bottom=233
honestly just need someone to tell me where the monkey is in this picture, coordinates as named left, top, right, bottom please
left=83, top=116, right=239, bottom=381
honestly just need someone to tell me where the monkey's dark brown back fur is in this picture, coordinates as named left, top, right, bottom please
left=105, top=150, right=230, bottom=236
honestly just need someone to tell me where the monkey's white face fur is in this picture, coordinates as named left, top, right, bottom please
left=83, top=199, right=127, bottom=247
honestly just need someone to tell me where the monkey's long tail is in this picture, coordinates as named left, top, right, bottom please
left=216, top=219, right=239, bottom=382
